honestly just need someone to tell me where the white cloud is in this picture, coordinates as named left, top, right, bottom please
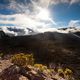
left=2, top=26, right=29, bottom=36
left=70, top=0, right=80, bottom=5
left=1, top=0, right=79, bottom=36
left=8, top=0, right=80, bottom=15
left=51, top=0, right=80, bottom=5
left=0, top=0, right=56, bottom=33
left=68, top=20, right=80, bottom=27
left=0, top=13, right=57, bottom=36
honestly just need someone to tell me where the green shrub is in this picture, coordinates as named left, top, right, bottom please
left=11, top=53, right=34, bottom=66
left=25, top=54, right=34, bottom=66
left=64, top=68, right=72, bottom=75
left=34, top=64, right=47, bottom=72
left=58, top=68, right=64, bottom=73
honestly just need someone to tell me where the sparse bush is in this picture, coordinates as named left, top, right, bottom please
left=11, top=54, right=74, bottom=80
left=11, top=53, right=34, bottom=66
left=34, top=64, right=47, bottom=72
left=25, top=54, right=34, bottom=66
left=64, top=68, right=73, bottom=80
left=58, top=68, right=64, bottom=73
left=65, top=68, right=72, bottom=75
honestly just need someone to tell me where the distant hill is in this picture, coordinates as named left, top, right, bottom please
left=0, top=28, right=80, bottom=78
left=0, top=30, right=80, bottom=63
left=1, top=26, right=80, bottom=36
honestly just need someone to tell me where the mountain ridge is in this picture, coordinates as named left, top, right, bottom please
left=0, top=30, right=80, bottom=61
left=1, top=26, right=80, bottom=36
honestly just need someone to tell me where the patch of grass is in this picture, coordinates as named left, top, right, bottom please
left=34, top=64, right=47, bottom=72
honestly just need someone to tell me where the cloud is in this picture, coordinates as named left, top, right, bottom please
left=0, top=14, right=56, bottom=27
left=0, top=0, right=79, bottom=14
left=2, top=26, right=29, bottom=36
left=51, top=0, right=80, bottom=5
left=1, top=0, right=80, bottom=36
left=70, top=0, right=80, bottom=5
left=0, top=0, right=57, bottom=31
left=0, top=14, right=57, bottom=36
left=0, top=0, right=80, bottom=12
left=68, top=20, right=80, bottom=27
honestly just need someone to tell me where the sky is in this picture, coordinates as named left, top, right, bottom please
left=0, top=0, right=80, bottom=34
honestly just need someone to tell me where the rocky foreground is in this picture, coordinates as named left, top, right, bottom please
left=0, top=58, right=74, bottom=80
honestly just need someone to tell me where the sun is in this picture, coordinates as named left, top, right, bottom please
left=36, top=8, right=50, bottom=20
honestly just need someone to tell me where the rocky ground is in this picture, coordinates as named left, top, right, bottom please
left=0, top=59, right=12, bottom=72
left=0, top=58, right=75, bottom=80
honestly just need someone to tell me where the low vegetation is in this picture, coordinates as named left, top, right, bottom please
left=11, top=53, right=34, bottom=66
left=10, top=53, right=74, bottom=80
